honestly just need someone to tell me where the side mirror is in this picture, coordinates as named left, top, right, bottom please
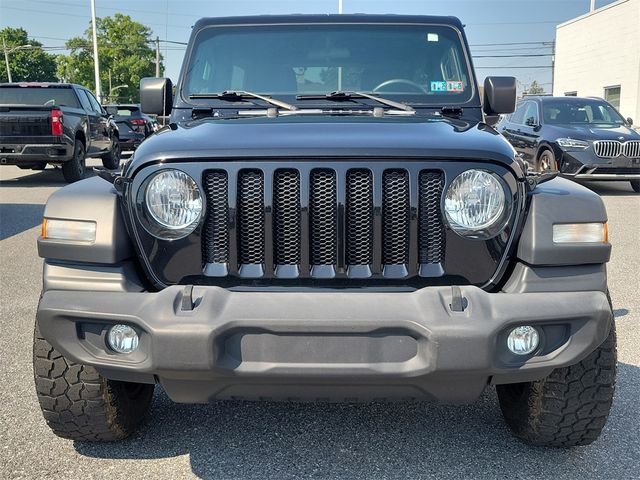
left=483, top=76, right=517, bottom=115
left=627, top=117, right=634, bottom=126
left=140, top=77, right=173, bottom=116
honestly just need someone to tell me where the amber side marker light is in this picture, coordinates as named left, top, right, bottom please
left=552, top=222, right=608, bottom=244
left=41, top=218, right=97, bottom=243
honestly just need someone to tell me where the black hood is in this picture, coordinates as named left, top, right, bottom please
left=127, top=115, right=518, bottom=175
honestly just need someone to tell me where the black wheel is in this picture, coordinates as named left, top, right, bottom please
left=33, top=322, right=154, bottom=442
left=61, top=140, right=86, bottom=183
left=631, top=180, right=640, bottom=193
left=536, top=149, right=558, bottom=173
left=102, top=136, right=121, bottom=170
left=497, top=320, right=616, bottom=447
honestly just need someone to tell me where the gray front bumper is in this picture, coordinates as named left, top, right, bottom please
left=36, top=286, right=612, bottom=404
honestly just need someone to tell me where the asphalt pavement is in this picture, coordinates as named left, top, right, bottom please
left=1, top=160, right=639, bottom=479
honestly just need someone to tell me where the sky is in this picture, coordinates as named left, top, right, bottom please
left=0, top=0, right=617, bottom=94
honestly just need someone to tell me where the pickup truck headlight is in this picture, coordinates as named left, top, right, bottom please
left=444, top=169, right=511, bottom=239
left=556, top=138, right=590, bottom=150
left=141, top=169, right=203, bottom=239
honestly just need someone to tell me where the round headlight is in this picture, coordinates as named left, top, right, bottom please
left=143, top=169, right=203, bottom=239
left=444, top=169, right=510, bottom=239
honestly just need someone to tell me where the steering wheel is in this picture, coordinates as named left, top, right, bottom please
left=373, top=79, right=427, bottom=94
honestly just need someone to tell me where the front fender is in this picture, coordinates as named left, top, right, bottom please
left=517, top=177, right=610, bottom=266
left=37, top=176, right=134, bottom=264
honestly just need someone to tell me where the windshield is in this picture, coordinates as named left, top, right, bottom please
left=0, top=87, right=80, bottom=108
left=183, top=24, right=474, bottom=106
left=543, top=99, right=626, bottom=126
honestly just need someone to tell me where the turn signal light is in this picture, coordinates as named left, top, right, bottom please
left=552, top=223, right=608, bottom=244
left=41, top=218, right=96, bottom=243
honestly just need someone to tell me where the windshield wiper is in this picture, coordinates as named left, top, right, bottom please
left=297, top=90, right=414, bottom=112
left=189, top=90, right=297, bottom=111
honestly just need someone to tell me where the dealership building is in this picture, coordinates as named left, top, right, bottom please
left=553, top=0, right=640, bottom=124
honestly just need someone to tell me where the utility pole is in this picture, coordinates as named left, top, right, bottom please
left=338, top=0, right=343, bottom=14
left=155, top=36, right=160, bottom=77
left=2, top=37, right=11, bottom=83
left=590, top=0, right=596, bottom=12
left=90, top=0, right=102, bottom=102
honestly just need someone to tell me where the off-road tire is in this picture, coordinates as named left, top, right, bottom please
left=33, top=323, right=154, bottom=442
left=497, top=321, right=616, bottom=447
left=61, top=140, right=86, bottom=183
left=102, top=136, right=121, bottom=170
left=631, top=180, right=640, bottom=193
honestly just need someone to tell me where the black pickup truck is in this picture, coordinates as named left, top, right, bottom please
left=0, top=83, right=121, bottom=182
left=34, top=15, right=616, bottom=448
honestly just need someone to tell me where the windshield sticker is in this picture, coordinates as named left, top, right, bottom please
left=430, top=81, right=447, bottom=92
left=446, top=81, right=464, bottom=92
left=427, top=33, right=439, bottom=42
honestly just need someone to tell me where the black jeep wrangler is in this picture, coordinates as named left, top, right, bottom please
left=34, top=15, right=616, bottom=447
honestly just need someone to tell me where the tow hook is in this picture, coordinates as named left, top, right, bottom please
left=450, top=286, right=468, bottom=312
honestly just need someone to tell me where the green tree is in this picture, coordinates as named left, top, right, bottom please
left=58, top=14, right=162, bottom=103
left=0, top=27, right=57, bottom=82
left=526, top=80, right=545, bottom=95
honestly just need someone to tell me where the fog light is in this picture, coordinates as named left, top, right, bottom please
left=507, top=326, right=539, bottom=355
left=107, top=325, right=139, bottom=354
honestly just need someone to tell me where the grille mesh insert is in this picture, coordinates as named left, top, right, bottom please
left=310, top=169, right=337, bottom=265
left=382, top=170, right=410, bottom=264
left=237, top=170, right=265, bottom=264
left=418, top=171, right=446, bottom=264
left=345, top=169, right=374, bottom=265
left=273, top=169, right=301, bottom=265
left=202, top=171, right=229, bottom=263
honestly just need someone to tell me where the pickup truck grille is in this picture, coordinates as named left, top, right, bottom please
left=202, top=166, right=445, bottom=280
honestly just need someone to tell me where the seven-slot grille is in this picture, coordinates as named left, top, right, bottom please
left=594, top=140, right=640, bottom=158
left=202, top=167, right=446, bottom=280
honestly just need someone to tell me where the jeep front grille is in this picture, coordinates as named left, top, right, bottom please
left=202, top=166, right=446, bottom=280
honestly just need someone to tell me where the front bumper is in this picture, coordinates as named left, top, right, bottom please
left=36, top=285, right=612, bottom=404
left=560, top=149, right=640, bottom=180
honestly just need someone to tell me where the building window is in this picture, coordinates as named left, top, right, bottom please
left=564, top=91, right=577, bottom=96
left=604, top=86, right=621, bottom=109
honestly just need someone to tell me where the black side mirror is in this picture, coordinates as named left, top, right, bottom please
left=627, top=117, right=634, bottom=126
left=140, top=77, right=173, bottom=116
left=483, top=76, right=517, bottom=115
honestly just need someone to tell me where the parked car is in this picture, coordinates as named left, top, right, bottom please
left=0, top=82, right=120, bottom=182
left=35, top=14, right=616, bottom=448
left=498, top=95, right=640, bottom=192
left=104, top=104, right=154, bottom=150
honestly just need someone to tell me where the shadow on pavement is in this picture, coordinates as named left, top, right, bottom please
left=0, top=166, right=97, bottom=188
left=0, top=203, right=44, bottom=240
left=579, top=181, right=639, bottom=197
left=74, top=361, right=640, bottom=479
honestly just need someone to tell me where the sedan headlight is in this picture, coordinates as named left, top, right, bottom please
left=140, top=169, right=203, bottom=239
left=557, top=138, right=590, bottom=150
left=444, top=169, right=511, bottom=239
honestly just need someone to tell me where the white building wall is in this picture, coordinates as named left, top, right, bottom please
left=553, top=0, right=640, bottom=124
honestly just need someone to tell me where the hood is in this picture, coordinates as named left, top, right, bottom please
left=551, top=124, right=640, bottom=141
left=128, top=115, right=517, bottom=173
